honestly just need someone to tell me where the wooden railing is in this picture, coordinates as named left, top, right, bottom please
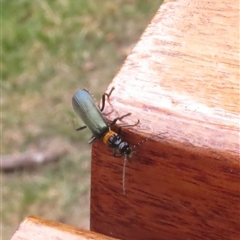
left=90, top=0, right=240, bottom=239
left=10, top=216, right=119, bottom=240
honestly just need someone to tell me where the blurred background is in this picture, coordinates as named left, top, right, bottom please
left=2, top=0, right=162, bottom=238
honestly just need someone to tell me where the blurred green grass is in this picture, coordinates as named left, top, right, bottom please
left=2, top=0, right=162, bottom=238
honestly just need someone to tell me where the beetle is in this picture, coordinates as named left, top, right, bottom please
left=72, top=87, right=161, bottom=194
left=72, top=87, right=140, bottom=194
left=72, top=87, right=138, bottom=158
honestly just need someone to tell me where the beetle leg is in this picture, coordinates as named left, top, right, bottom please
left=99, top=86, right=115, bottom=112
left=88, top=135, right=97, bottom=144
left=75, top=125, right=87, bottom=131
left=112, top=148, right=121, bottom=158
left=118, top=119, right=140, bottom=128
left=105, top=86, right=115, bottom=98
left=110, top=112, right=132, bottom=126
left=111, top=113, right=140, bottom=129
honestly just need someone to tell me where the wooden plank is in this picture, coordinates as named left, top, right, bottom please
left=90, top=0, right=240, bottom=239
left=11, top=215, right=120, bottom=240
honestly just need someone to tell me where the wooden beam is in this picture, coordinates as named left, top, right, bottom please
left=90, top=0, right=239, bottom=239
left=11, top=215, right=120, bottom=240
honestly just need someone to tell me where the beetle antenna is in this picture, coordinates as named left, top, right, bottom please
left=122, top=155, right=127, bottom=195
left=133, top=132, right=165, bottom=149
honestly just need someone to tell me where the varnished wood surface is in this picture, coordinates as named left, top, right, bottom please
left=91, top=0, right=240, bottom=240
left=10, top=215, right=120, bottom=240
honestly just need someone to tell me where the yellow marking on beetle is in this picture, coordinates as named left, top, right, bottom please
left=103, top=130, right=116, bottom=145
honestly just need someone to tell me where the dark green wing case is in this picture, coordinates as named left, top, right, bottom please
left=72, top=89, right=109, bottom=138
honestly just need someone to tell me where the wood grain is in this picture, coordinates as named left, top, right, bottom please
left=10, top=215, right=120, bottom=240
left=90, top=0, right=240, bottom=239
